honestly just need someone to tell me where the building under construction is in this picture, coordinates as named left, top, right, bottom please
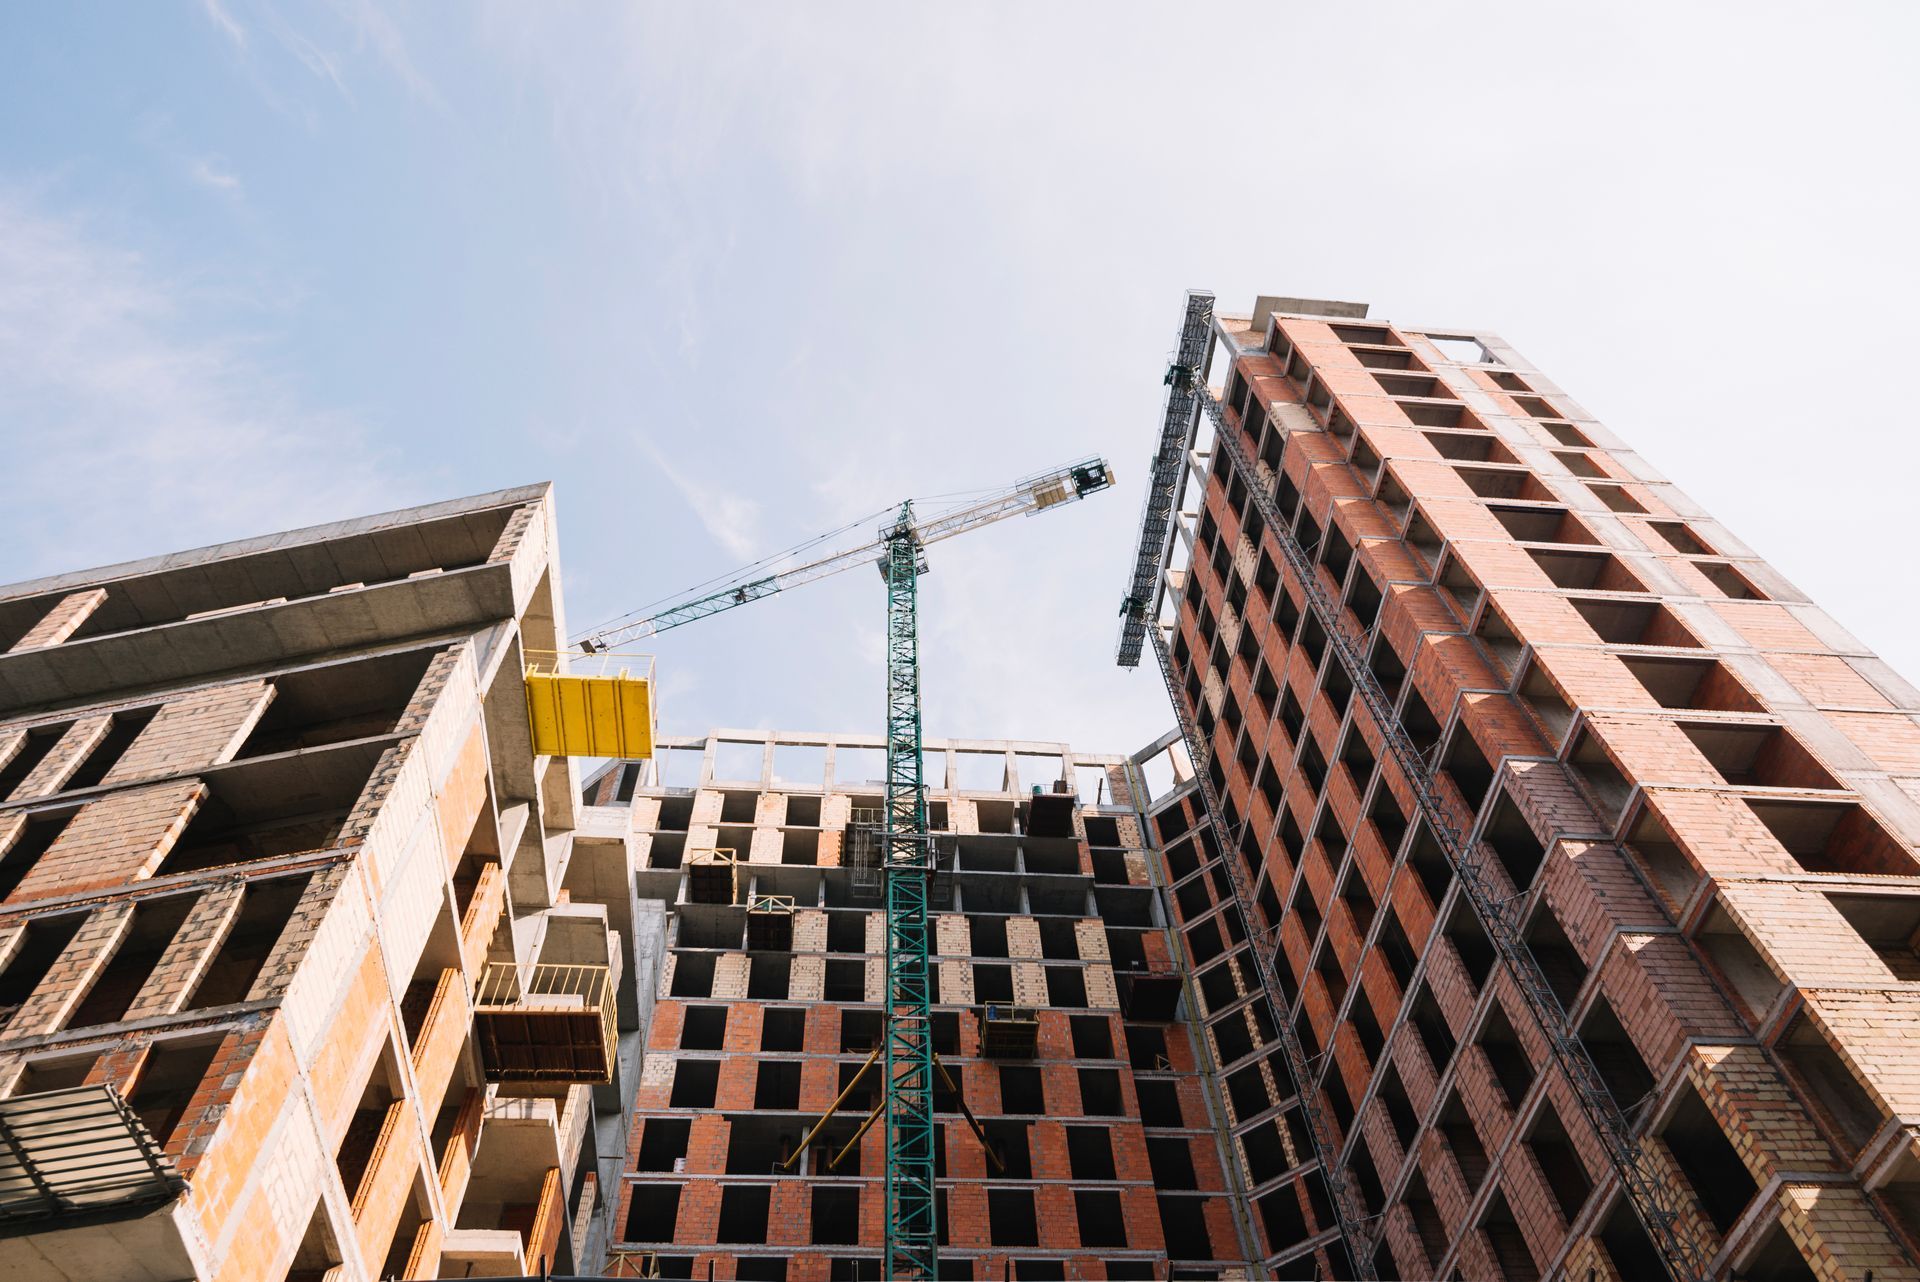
left=1116, top=293, right=1920, bottom=1282
left=3, top=291, right=1920, bottom=1282
left=0, top=486, right=654, bottom=1280
left=589, top=729, right=1244, bottom=1280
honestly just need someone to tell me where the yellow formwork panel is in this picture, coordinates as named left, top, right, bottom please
left=525, top=669, right=654, bottom=759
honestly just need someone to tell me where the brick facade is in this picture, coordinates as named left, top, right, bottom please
left=1134, top=294, right=1920, bottom=1281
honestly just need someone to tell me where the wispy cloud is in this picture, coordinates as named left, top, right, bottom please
left=0, top=191, right=402, bottom=581
left=638, top=437, right=764, bottom=561
left=275, top=24, right=353, bottom=103
left=199, top=0, right=246, bottom=49
left=331, top=0, right=447, bottom=114
left=189, top=156, right=243, bottom=194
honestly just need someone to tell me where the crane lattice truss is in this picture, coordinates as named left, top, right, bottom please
left=579, top=458, right=1114, bottom=652
left=880, top=507, right=938, bottom=1278
left=576, top=458, right=1113, bottom=1279
left=1119, top=292, right=1711, bottom=1282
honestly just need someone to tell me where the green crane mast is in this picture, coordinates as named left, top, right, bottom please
left=577, top=458, right=1114, bottom=1276
left=879, top=504, right=937, bottom=1278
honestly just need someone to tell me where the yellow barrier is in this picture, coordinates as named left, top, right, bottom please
left=523, top=650, right=655, bottom=759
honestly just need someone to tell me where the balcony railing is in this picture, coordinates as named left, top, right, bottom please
left=473, top=961, right=618, bottom=1084
left=0, top=1085, right=185, bottom=1223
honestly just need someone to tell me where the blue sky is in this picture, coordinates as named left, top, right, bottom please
left=3, top=3, right=1917, bottom=761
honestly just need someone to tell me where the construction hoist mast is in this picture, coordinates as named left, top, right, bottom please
left=577, top=457, right=1114, bottom=1278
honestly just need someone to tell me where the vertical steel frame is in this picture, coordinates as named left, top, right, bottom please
left=882, top=503, right=938, bottom=1279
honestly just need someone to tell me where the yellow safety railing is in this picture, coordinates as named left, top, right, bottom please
left=523, top=649, right=655, bottom=759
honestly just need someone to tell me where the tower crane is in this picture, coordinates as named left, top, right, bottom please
left=575, top=456, right=1114, bottom=1279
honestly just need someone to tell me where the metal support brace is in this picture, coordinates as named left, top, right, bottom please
left=1190, top=360, right=1712, bottom=1282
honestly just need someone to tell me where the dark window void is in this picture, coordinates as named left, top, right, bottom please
left=130, top=1037, right=222, bottom=1152
left=1623, top=806, right=1700, bottom=913
left=717, top=1184, right=771, bottom=1244
left=624, top=1183, right=681, bottom=1242
left=988, top=1189, right=1038, bottom=1246
left=1125, top=1024, right=1168, bottom=1070
left=240, top=650, right=433, bottom=759
left=1479, top=1187, right=1540, bottom=1282
left=1147, top=1135, right=1197, bottom=1189
left=1661, top=1085, right=1758, bottom=1235
left=1404, top=822, right=1452, bottom=912
left=1697, top=902, right=1783, bottom=1020
left=1066, top=1125, right=1116, bottom=1181
left=635, top=1119, right=690, bottom=1172
left=1409, top=982, right=1457, bottom=1075
left=0, top=725, right=67, bottom=799
left=811, top=1186, right=860, bottom=1246
left=1524, top=904, right=1588, bottom=1012
left=0, top=812, right=76, bottom=901
left=1526, top=1102, right=1593, bottom=1224
left=1478, top=1001, right=1535, bottom=1111
left=1580, top=999, right=1658, bottom=1120
left=1377, top=1064, right=1418, bottom=1151
left=1157, top=1194, right=1216, bottom=1260
left=1135, top=1078, right=1182, bottom=1127
left=1440, top=730, right=1495, bottom=815
left=1598, top=1195, right=1666, bottom=1280
left=68, top=894, right=196, bottom=1028
left=1826, top=891, right=1920, bottom=981
left=670, top=1060, right=719, bottom=1108
left=1570, top=596, right=1699, bottom=647
left=0, top=911, right=86, bottom=1031
left=1482, top=791, right=1547, bottom=891
left=1741, top=1221, right=1820, bottom=1282
left=1777, top=1012, right=1883, bottom=1155
left=13, top=1054, right=98, bottom=1095
left=983, top=1120, right=1032, bottom=1178
left=63, top=708, right=159, bottom=791
left=1242, top=1118, right=1289, bottom=1184
left=1569, top=729, right=1633, bottom=825
left=1078, top=1067, right=1125, bottom=1116
left=681, top=1005, right=727, bottom=1050
left=1260, top=1184, right=1309, bottom=1254
left=1619, top=655, right=1763, bottom=713
left=999, top=1066, right=1045, bottom=1115
left=1438, top=1091, right=1489, bottom=1193
left=1403, top=1169, right=1450, bottom=1272
left=756, top=1013, right=802, bottom=1051
left=974, top=964, right=1013, bottom=1005
left=1746, top=798, right=1920, bottom=877
left=1444, top=899, right=1496, bottom=992
left=755, top=1061, right=800, bottom=1110
left=1678, top=721, right=1836, bottom=790
left=840, top=1009, right=881, bottom=1053
left=1075, top=1190, right=1127, bottom=1247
